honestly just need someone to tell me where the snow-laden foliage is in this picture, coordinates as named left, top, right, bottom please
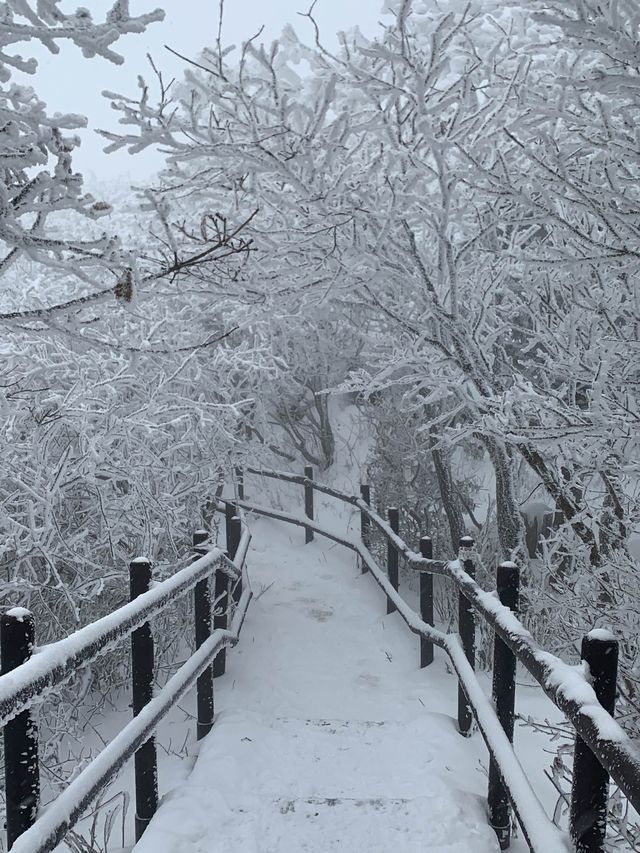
left=0, top=1, right=165, bottom=295
left=103, top=0, right=539, bottom=559
left=251, top=306, right=366, bottom=470
left=102, top=0, right=640, bottom=756
left=0, top=324, right=244, bottom=636
left=0, top=10, right=269, bottom=824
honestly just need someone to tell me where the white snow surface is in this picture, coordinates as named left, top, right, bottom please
left=5, top=606, right=32, bottom=620
left=134, top=515, right=504, bottom=853
left=587, top=628, right=616, bottom=642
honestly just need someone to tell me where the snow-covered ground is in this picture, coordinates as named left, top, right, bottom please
left=133, top=512, right=503, bottom=852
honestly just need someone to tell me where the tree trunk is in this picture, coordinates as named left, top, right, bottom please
left=482, top=436, right=529, bottom=572
left=429, top=430, right=465, bottom=553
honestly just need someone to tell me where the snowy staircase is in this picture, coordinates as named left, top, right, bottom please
left=174, top=713, right=499, bottom=852
left=133, top=516, right=500, bottom=852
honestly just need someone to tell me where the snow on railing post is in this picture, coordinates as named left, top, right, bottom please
left=1, top=609, right=39, bottom=850
left=488, top=561, right=519, bottom=850
left=129, top=558, right=159, bottom=841
left=419, top=536, right=435, bottom=668
left=360, top=484, right=371, bottom=574
left=304, top=466, right=314, bottom=544
left=235, top=466, right=245, bottom=501
left=458, top=536, right=476, bottom=736
left=386, top=508, right=400, bottom=614
left=570, top=631, right=619, bottom=853
left=229, top=515, right=242, bottom=605
left=193, top=531, right=214, bottom=738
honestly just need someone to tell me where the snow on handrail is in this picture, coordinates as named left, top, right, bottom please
left=9, top=563, right=253, bottom=853
left=445, top=556, right=640, bottom=810
left=0, top=546, right=240, bottom=728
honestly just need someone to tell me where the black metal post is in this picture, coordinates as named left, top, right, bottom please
left=193, top=530, right=214, bottom=738
left=488, top=561, right=520, bottom=850
left=129, top=558, right=159, bottom=841
left=360, top=484, right=371, bottom=574
left=458, top=536, right=476, bottom=736
left=570, top=631, right=619, bottom=853
left=212, top=510, right=233, bottom=679
left=194, top=530, right=209, bottom=549
left=224, top=503, right=236, bottom=550
left=304, top=465, right=314, bottom=544
left=228, top=515, right=242, bottom=605
left=235, top=466, right=245, bottom=501
left=419, top=536, right=434, bottom=668
left=387, top=507, right=399, bottom=614
left=2, top=609, right=39, bottom=850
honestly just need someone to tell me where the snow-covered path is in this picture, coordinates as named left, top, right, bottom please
left=134, top=516, right=500, bottom=852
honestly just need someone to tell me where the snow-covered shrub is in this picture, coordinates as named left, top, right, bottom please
left=247, top=308, right=365, bottom=470
left=0, top=329, right=240, bottom=633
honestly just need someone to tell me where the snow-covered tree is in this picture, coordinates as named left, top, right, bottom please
left=0, top=1, right=166, bottom=308
left=461, top=0, right=640, bottom=574
left=101, top=0, right=640, bottom=723
left=101, top=1, right=539, bottom=561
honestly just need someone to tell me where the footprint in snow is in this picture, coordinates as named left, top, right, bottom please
left=308, top=607, right=334, bottom=622
left=356, top=673, right=381, bottom=688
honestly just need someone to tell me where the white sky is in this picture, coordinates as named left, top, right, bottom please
left=29, top=1, right=384, bottom=185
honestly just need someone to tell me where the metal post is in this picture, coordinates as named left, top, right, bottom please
left=193, top=530, right=214, bottom=738
left=419, top=536, right=434, bottom=667
left=129, top=558, right=159, bottom=841
left=212, top=509, right=233, bottom=679
left=458, top=536, right=476, bottom=736
left=235, top=466, right=245, bottom=501
left=304, top=465, right=314, bottom=544
left=360, top=484, right=371, bottom=574
left=570, top=631, right=619, bottom=853
left=488, top=561, right=520, bottom=849
left=224, top=502, right=236, bottom=550
left=387, top=507, right=399, bottom=614
left=228, top=515, right=242, bottom=605
left=2, top=609, right=39, bottom=850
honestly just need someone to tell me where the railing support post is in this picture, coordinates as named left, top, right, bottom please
left=360, top=484, right=371, bottom=574
left=387, top=507, right=399, bottom=614
left=570, top=631, right=619, bottom=853
left=419, top=536, right=434, bottom=667
left=235, top=466, right=245, bottom=501
left=304, top=465, right=314, bottom=544
left=193, top=530, right=214, bottom=738
left=458, top=536, right=476, bottom=736
left=212, top=509, right=233, bottom=678
left=2, top=609, right=39, bottom=850
left=228, top=514, right=242, bottom=605
left=488, top=561, right=520, bottom=850
left=129, top=558, right=159, bottom=841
